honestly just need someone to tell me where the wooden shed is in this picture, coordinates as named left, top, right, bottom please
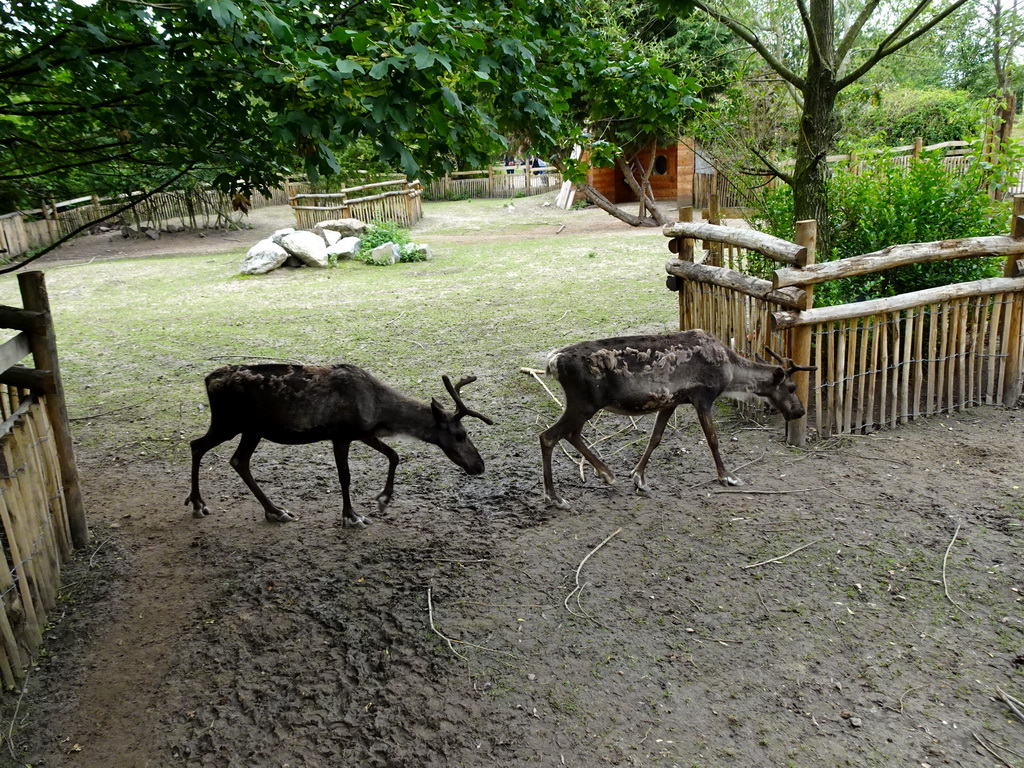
left=586, top=139, right=698, bottom=206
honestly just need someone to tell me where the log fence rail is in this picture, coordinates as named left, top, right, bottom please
left=665, top=195, right=1024, bottom=442
left=289, top=179, right=423, bottom=229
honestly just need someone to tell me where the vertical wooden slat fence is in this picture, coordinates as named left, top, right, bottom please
left=0, top=271, right=85, bottom=686
left=421, top=166, right=563, bottom=201
left=665, top=198, right=1024, bottom=443
left=0, top=185, right=302, bottom=262
left=290, top=180, right=424, bottom=229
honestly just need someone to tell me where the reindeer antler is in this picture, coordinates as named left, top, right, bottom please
left=764, top=346, right=817, bottom=373
left=442, top=375, right=495, bottom=425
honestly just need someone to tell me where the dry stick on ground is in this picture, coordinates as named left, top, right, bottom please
left=521, top=367, right=562, bottom=408
left=942, top=519, right=971, bottom=616
left=714, top=486, right=829, bottom=495
left=997, top=687, right=1024, bottom=724
left=741, top=538, right=825, bottom=570
left=564, top=527, right=622, bottom=618
left=972, top=733, right=1017, bottom=768
left=426, top=587, right=513, bottom=662
left=70, top=395, right=158, bottom=422
left=208, top=355, right=304, bottom=364
left=688, top=448, right=768, bottom=489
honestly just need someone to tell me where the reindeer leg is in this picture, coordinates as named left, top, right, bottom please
left=694, top=405, right=743, bottom=487
left=229, top=433, right=298, bottom=522
left=363, top=435, right=401, bottom=522
left=330, top=439, right=368, bottom=528
left=540, top=405, right=605, bottom=509
left=185, top=425, right=236, bottom=518
left=565, top=432, right=616, bottom=485
left=631, top=407, right=676, bottom=493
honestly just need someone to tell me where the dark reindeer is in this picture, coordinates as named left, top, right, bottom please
left=186, top=364, right=493, bottom=527
left=539, top=329, right=814, bottom=508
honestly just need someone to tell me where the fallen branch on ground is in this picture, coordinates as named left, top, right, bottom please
left=564, top=527, right=622, bottom=619
left=741, top=538, right=824, bottom=570
left=942, top=519, right=971, bottom=617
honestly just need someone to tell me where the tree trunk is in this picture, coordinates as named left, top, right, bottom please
left=790, top=0, right=840, bottom=258
left=576, top=183, right=661, bottom=227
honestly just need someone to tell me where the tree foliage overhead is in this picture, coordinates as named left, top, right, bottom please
left=0, top=0, right=582, bottom=210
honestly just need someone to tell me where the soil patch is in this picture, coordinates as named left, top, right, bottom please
left=3, top=199, right=1022, bottom=768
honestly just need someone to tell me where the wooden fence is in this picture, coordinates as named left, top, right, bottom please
left=664, top=197, right=1024, bottom=443
left=0, top=186, right=295, bottom=262
left=290, top=179, right=424, bottom=229
left=0, top=271, right=86, bottom=686
left=421, top=166, right=563, bottom=201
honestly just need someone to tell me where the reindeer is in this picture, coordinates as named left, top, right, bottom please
left=539, top=329, right=814, bottom=508
left=186, top=364, right=493, bottom=527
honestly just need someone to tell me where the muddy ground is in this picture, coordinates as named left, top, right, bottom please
left=2, top=200, right=1023, bottom=767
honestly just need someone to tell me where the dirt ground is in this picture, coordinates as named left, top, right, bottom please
left=2, top=200, right=1023, bottom=768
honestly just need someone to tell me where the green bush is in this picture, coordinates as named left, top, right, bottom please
left=355, top=220, right=423, bottom=266
left=839, top=87, right=987, bottom=146
left=748, top=140, right=1014, bottom=305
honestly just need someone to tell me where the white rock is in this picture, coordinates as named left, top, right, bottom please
left=280, top=230, right=329, bottom=267
left=315, top=218, right=368, bottom=237
left=269, top=227, right=296, bottom=246
left=240, top=239, right=289, bottom=275
left=327, top=236, right=361, bottom=261
left=367, top=242, right=400, bottom=266
left=321, top=229, right=342, bottom=246
left=402, top=242, right=432, bottom=261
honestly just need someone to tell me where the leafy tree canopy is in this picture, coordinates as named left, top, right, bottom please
left=0, top=0, right=587, bottom=209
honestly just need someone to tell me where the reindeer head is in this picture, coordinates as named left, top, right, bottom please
left=754, top=347, right=817, bottom=421
left=429, top=375, right=493, bottom=475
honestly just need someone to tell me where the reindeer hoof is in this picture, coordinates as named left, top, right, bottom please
left=631, top=474, right=650, bottom=494
left=719, top=475, right=745, bottom=487
left=544, top=493, right=570, bottom=510
left=265, top=508, right=298, bottom=523
left=598, top=470, right=616, bottom=486
left=186, top=495, right=210, bottom=518
left=375, top=493, right=392, bottom=514
left=343, top=514, right=373, bottom=528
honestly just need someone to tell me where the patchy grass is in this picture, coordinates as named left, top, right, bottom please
left=0, top=198, right=671, bottom=456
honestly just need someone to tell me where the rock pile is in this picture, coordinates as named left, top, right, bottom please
left=240, top=218, right=370, bottom=275
left=240, top=217, right=432, bottom=275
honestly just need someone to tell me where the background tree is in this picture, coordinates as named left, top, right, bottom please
left=680, top=0, right=974, bottom=254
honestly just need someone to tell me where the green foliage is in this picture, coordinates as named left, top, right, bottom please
left=356, top=221, right=416, bottom=265
left=838, top=87, right=987, bottom=146
left=749, top=144, right=1013, bottom=305
left=0, top=0, right=593, bottom=210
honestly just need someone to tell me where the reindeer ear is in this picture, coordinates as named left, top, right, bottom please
left=430, top=398, right=447, bottom=422
left=773, top=367, right=786, bottom=384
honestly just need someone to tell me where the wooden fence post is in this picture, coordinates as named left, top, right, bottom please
left=1002, top=196, right=1024, bottom=405
left=17, top=271, right=88, bottom=549
left=675, top=207, right=694, bottom=330
left=786, top=220, right=816, bottom=446
left=706, top=194, right=721, bottom=266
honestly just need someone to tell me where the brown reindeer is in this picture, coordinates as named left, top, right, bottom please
left=186, top=364, right=493, bottom=526
left=539, top=330, right=813, bottom=508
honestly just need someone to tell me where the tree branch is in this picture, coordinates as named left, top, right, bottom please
left=691, top=0, right=805, bottom=90
left=837, top=0, right=973, bottom=89
left=0, top=166, right=195, bottom=274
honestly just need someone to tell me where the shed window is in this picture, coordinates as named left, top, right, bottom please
left=653, top=154, right=669, bottom=175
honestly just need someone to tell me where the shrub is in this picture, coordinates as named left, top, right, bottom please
left=839, top=87, right=987, bottom=146
left=355, top=220, right=428, bottom=265
left=748, top=140, right=1014, bottom=306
